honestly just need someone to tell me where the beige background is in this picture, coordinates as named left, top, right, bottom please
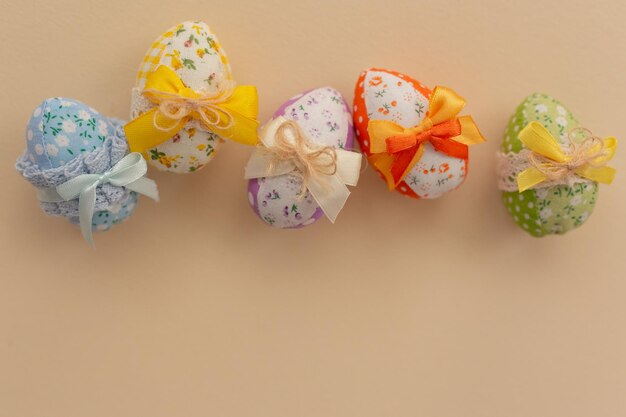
left=1, top=0, right=626, bottom=416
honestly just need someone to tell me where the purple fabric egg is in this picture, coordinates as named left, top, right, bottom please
left=247, top=87, right=354, bottom=229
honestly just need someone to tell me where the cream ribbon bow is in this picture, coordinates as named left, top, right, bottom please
left=244, top=116, right=362, bottom=223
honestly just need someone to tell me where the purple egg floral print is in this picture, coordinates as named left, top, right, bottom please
left=247, top=87, right=355, bottom=229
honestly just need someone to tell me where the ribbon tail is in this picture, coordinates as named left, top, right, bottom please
left=391, top=145, right=425, bottom=189
left=455, top=115, right=486, bottom=145
left=125, top=177, right=160, bottom=202
left=244, top=150, right=295, bottom=179
left=78, top=185, right=97, bottom=247
left=37, top=188, right=66, bottom=203
left=335, top=150, right=362, bottom=186
left=306, top=174, right=351, bottom=223
left=210, top=112, right=259, bottom=147
left=369, top=144, right=423, bottom=191
left=517, top=167, right=548, bottom=192
left=369, top=153, right=397, bottom=191
left=577, top=165, right=617, bottom=185
left=124, top=108, right=187, bottom=153
left=430, top=136, right=468, bottom=159
left=222, top=86, right=259, bottom=119
left=216, top=86, right=260, bottom=146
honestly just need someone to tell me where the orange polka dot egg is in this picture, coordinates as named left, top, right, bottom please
left=354, top=68, right=476, bottom=199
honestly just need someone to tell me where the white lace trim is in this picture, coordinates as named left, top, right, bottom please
left=496, top=151, right=591, bottom=192
left=130, top=88, right=155, bottom=119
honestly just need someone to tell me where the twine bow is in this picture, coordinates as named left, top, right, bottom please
left=517, top=121, right=617, bottom=192
left=124, top=65, right=259, bottom=153
left=265, top=120, right=339, bottom=195
left=245, top=116, right=362, bottom=223
left=37, top=153, right=159, bottom=246
left=368, top=86, right=486, bottom=190
left=147, top=85, right=235, bottom=132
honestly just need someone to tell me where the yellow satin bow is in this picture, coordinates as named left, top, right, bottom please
left=368, top=86, right=485, bottom=191
left=124, top=65, right=259, bottom=153
left=517, top=122, right=617, bottom=192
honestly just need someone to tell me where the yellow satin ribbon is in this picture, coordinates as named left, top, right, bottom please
left=517, top=121, right=617, bottom=192
left=368, top=86, right=485, bottom=190
left=124, top=65, right=259, bottom=153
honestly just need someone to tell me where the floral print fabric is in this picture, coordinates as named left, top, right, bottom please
left=132, top=21, right=232, bottom=173
left=247, top=87, right=354, bottom=229
left=24, top=97, right=137, bottom=231
left=501, top=93, right=598, bottom=236
left=26, top=98, right=118, bottom=169
left=89, top=192, right=138, bottom=232
left=354, top=68, right=468, bottom=199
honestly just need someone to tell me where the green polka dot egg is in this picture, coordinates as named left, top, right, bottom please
left=500, top=93, right=599, bottom=236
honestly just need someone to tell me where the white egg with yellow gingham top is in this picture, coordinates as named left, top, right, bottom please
left=130, top=21, right=233, bottom=173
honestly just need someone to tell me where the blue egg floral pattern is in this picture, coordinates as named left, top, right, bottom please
left=17, top=97, right=141, bottom=237
left=90, top=192, right=138, bottom=231
left=26, top=98, right=118, bottom=169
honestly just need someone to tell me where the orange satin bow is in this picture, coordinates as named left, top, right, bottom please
left=368, top=86, right=486, bottom=190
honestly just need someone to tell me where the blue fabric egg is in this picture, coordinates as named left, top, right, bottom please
left=16, top=98, right=138, bottom=231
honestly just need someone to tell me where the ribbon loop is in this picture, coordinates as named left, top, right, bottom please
left=517, top=122, right=617, bottom=192
left=37, top=153, right=159, bottom=246
left=245, top=116, right=362, bottom=223
left=368, top=86, right=485, bottom=191
left=125, top=65, right=259, bottom=154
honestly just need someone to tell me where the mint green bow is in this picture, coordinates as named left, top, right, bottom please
left=38, top=152, right=159, bottom=246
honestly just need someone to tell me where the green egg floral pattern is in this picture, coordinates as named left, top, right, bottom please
left=499, top=93, right=599, bottom=236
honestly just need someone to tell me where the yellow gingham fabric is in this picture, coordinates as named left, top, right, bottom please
left=135, top=29, right=174, bottom=89
left=135, top=22, right=232, bottom=91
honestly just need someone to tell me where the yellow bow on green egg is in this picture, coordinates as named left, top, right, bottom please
left=517, top=121, right=617, bottom=192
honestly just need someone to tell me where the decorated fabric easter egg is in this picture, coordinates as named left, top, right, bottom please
left=354, top=68, right=485, bottom=199
left=16, top=98, right=158, bottom=245
left=245, top=87, right=362, bottom=229
left=496, top=93, right=617, bottom=236
left=127, top=20, right=259, bottom=173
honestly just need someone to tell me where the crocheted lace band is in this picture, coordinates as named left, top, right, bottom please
left=496, top=150, right=592, bottom=192
left=15, top=123, right=132, bottom=219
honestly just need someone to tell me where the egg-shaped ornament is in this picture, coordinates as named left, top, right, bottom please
left=15, top=98, right=159, bottom=246
left=126, top=20, right=259, bottom=173
left=245, top=87, right=362, bottom=229
left=354, top=68, right=486, bottom=199
left=496, top=93, right=617, bottom=236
